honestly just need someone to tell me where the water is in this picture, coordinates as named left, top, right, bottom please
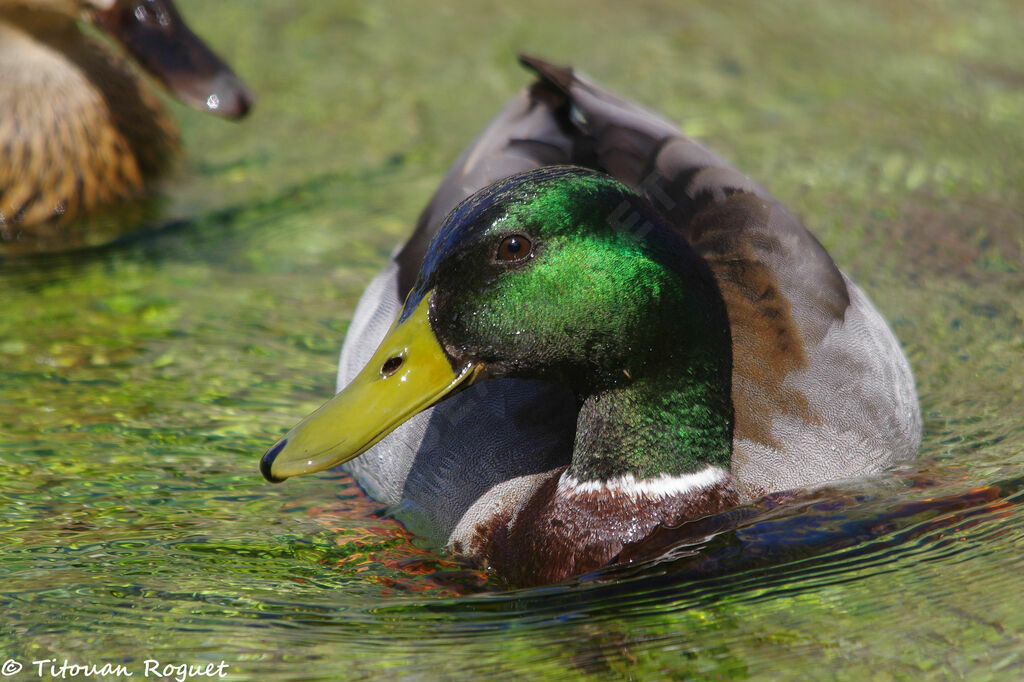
left=2, top=0, right=1022, bottom=678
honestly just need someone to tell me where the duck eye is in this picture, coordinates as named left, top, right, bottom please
left=495, top=234, right=533, bottom=263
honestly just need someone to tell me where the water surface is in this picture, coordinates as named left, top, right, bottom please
left=2, top=0, right=1022, bottom=678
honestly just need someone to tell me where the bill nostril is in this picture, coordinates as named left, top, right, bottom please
left=380, top=356, right=404, bottom=377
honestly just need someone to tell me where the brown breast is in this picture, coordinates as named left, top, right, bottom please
left=469, top=468, right=740, bottom=586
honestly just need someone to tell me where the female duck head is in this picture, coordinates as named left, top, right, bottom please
left=2, top=0, right=252, bottom=119
left=262, top=166, right=734, bottom=482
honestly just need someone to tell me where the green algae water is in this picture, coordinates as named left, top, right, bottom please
left=2, top=0, right=1023, bottom=678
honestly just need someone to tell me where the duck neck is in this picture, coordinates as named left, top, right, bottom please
left=566, top=355, right=734, bottom=486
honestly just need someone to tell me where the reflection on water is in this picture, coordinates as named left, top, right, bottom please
left=2, top=0, right=1022, bottom=678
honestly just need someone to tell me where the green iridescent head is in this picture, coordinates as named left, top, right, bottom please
left=411, top=166, right=730, bottom=392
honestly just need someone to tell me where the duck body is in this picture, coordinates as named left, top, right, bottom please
left=0, top=0, right=251, bottom=248
left=262, top=57, right=922, bottom=586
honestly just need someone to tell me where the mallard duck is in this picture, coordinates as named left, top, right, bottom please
left=0, top=0, right=251, bottom=243
left=261, top=56, right=922, bottom=586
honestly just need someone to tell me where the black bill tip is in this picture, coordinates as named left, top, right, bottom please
left=260, top=439, right=288, bottom=483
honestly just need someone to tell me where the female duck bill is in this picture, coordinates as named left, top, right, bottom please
left=92, top=0, right=253, bottom=119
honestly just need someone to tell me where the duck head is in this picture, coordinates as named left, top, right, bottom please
left=7, top=0, right=252, bottom=118
left=262, top=166, right=734, bottom=485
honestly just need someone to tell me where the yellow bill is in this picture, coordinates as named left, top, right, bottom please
left=260, top=292, right=479, bottom=482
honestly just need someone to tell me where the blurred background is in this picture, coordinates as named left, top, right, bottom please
left=1, top=0, right=1022, bottom=678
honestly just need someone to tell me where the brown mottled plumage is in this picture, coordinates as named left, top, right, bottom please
left=0, top=0, right=250, bottom=250
left=0, top=10, right=177, bottom=236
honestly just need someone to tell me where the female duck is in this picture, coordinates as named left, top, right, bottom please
left=0, top=0, right=250, bottom=246
left=261, top=57, right=922, bottom=586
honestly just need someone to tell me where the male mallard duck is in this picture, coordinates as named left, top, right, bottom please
left=0, top=0, right=251, bottom=244
left=261, top=56, right=922, bottom=586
